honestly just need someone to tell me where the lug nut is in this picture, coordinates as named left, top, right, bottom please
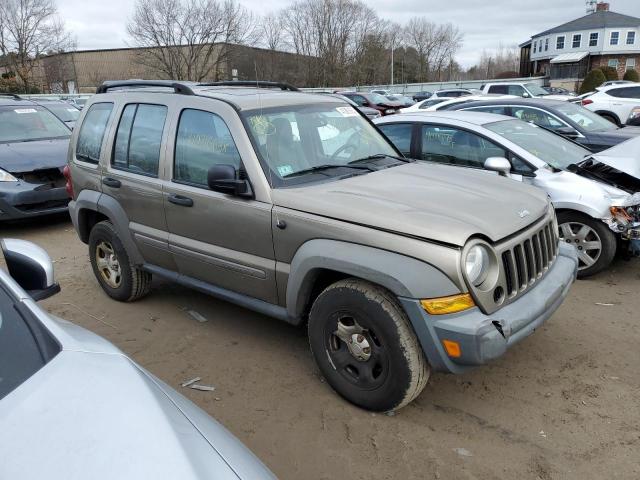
left=356, top=334, right=364, bottom=343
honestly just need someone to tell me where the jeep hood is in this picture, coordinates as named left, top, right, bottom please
left=0, top=137, right=69, bottom=173
left=272, top=162, right=549, bottom=246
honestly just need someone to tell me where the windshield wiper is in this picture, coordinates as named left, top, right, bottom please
left=283, top=163, right=376, bottom=178
left=348, top=154, right=414, bottom=166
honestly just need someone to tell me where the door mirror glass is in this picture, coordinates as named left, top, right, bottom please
left=1, top=239, right=60, bottom=301
left=521, top=92, right=531, bottom=98
left=207, top=165, right=253, bottom=197
left=556, top=126, right=580, bottom=138
left=484, top=157, right=512, bottom=176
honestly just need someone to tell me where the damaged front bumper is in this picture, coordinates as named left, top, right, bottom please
left=400, top=242, right=579, bottom=374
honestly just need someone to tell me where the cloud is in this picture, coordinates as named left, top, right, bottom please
left=57, top=0, right=640, bottom=67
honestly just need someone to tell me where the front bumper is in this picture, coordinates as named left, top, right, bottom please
left=0, top=182, right=69, bottom=220
left=400, top=242, right=579, bottom=374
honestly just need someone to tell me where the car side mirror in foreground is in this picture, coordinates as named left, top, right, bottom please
left=484, top=157, right=512, bottom=177
left=1, top=239, right=60, bottom=301
left=207, top=164, right=253, bottom=198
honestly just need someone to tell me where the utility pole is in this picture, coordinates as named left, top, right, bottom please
left=390, top=39, right=394, bottom=86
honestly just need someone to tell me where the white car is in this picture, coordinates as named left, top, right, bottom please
left=400, top=94, right=517, bottom=113
left=375, top=111, right=640, bottom=276
left=370, top=89, right=392, bottom=96
left=481, top=82, right=574, bottom=101
left=430, top=88, right=482, bottom=99
left=582, top=83, right=640, bottom=126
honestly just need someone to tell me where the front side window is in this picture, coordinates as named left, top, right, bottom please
left=466, top=106, right=509, bottom=115
left=486, top=119, right=590, bottom=170
left=243, top=103, right=398, bottom=187
left=610, top=31, right=620, bottom=45
left=174, top=109, right=242, bottom=186
left=556, top=36, right=565, bottom=49
left=420, top=125, right=506, bottom=169
left=627, top=31, right=636, bottom=45
left=76, top=102, right=113, bottom=163
left=348, top=95, right=367, bottom=106
left=589, top=32, right=599, bottom=46
left=378, top=123, right=413, bottom=156
left=512, top=107, right=565, bottom=130
left=0, top=105, right=69, bottom=144
left=525, top=83, right=552, bottom=96
left=112, top=104, right=167, bottom=176
left=572, top=34, right=582, bottom=48
left=488, top=85, right=509, bottom=95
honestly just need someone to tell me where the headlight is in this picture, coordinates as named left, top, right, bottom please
left=465, top=245, right=490, bottom=286
left=0, top=169, right=18, bottom=182
left=628, top=107, right=640, bottom=121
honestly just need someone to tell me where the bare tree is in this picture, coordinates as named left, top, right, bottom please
left=127, top=0, right=256, bottom=81
left=465, top=43, right=520, bottom=80
left=260, top=13, right=283, bottom=51
left=0, top=0, right=74, bottom=93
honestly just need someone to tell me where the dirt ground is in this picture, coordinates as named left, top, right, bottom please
left=4, top=215, right=639, bottom=480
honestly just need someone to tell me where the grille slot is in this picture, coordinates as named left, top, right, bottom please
left=500, top=219, right=558, bottom=298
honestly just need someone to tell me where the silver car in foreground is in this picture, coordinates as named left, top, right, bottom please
left=0, top=239, right=276, bottom=480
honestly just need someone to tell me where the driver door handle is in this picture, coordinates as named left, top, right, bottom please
left=168, top=193, right=194, bottom=207
left=102, top=177, right=121, bottom=188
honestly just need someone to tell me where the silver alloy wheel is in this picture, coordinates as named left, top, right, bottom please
left=334, top=317, right=372, bottom=362
left=95, top=241, right=122, bottom=288
left=559, top=222, right=602, bottom=270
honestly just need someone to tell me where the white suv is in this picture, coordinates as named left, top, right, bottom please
left=582, top=83, right=640, bottom=126
left=481, top=82, right=574, bottom=101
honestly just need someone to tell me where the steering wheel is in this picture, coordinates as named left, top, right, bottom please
left=330, top=143, right=358, bottom=162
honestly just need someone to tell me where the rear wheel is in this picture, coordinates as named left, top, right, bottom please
left=557, top=211, right=616, bottom=278
left=89, top=221, right=152, bottom=301
left=308, top=278, right=429, bottom=412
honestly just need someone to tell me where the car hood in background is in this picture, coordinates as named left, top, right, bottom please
left=590, top=136, right=640, bottom=179
left=272, top=162, right=549, bottom=246
left=0, top=137, right=70, bottom=173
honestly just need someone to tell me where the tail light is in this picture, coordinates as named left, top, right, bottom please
left=581, top=99, right=593, bottom=106
left=62, top=165, right=74, bottom=199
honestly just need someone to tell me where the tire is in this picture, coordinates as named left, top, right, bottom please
left=88, top=220, right=152, bottom=301
left=598, top=112, right=620, bottom=126
left=308, top=278, right=430, bottom=412
left=557, top=211, right=617, bottom=278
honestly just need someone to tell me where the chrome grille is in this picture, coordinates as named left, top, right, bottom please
left=501, top=219, right=558, bottom=298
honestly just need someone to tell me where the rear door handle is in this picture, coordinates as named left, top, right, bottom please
left=168, top=193, right=194, bottom=207
left=102, top=177, right=121, bottom=188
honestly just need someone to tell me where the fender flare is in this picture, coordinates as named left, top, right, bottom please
left=594, top=110, right=621, bottom=126
left=285, top=239, right=461, bottom=321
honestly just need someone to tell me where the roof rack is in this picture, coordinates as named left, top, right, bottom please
left=197, top=81, right=300, bottom=91
left=96, top=80, right=197, bottom=95
left=0, top=93, right=22, bottom=100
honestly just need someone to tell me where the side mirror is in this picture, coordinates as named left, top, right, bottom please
left=556, top=126, right=580, bottom=138
left=1, top=239, right=60, bottom=301
left=207, top=164, right=253, bottom=198
left=522, top=92, right=531, bottom=98
left=484, top=157, right=512, bottom=177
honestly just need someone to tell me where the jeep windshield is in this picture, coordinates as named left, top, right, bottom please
left=242, top=103, right=400, bottom=187
left=486, top=119, right=590, bottom=170
left=0, top=106, right=70, bottom=143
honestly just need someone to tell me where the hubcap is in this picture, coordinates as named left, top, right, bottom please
left=559, top=222, right=602, bottom=270
left=326, top=314, right=387, bottom=389
left=95, top=241, right=122, bottom=288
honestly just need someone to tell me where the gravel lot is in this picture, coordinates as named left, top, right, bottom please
left=5, top=215, right=640, bottom=480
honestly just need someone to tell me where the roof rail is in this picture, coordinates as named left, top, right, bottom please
left=96, top=80, right=196, bottom=95
left=198, top=81, right=300, bottom=91
left=0, top=93, right=22, bottom=100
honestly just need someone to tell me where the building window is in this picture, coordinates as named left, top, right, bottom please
left=608, top=59, right=619, bottom=69
left=627, top=58, right=636, bottom=70
left=545, top=38, right=549, bottom=51
left=556, top=36, right=565, bottom=49
left=589, top=32, right=599, bottom=46
left=610, top=31, right=620, bottom=45
left=572, top=34, right=582, bottom=48
left=533, top=40, right=537, bottom=53
left=627, top=32, right=636, bottom=45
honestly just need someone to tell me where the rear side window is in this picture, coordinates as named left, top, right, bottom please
left=488, top=85, right=508, bottom=95
left=112, top=104, right=167, bottom=176
left=607, top=87, right=640, bottom=99
left=76, top=102, right=113, bottom=163
left=466, top=106, right=509, bottom=115
left=174, top=109, right=242, bottom=186
left=378, top=123, right=413, bottom=156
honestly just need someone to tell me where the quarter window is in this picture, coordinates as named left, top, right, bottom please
left=610, top=31, right=620, bottom=45
left=572, top=34, right=582, bottom=48
left=174, top=109, right=242, bottom=186
left=420, top=125, right=506, bottom=169
left=112, top=104, right=167, bottom=176
left=378, top=123, right=413, bottom=156
left=627, top=32, right=636, bottom=45
left=589, top=32, right=599, bottom=47
left=76, top=102, right=113, bottom=163
left=556, top=36, right=565, bottom=49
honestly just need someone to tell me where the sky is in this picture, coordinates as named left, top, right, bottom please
left=57, top=0, right=640, bottom=68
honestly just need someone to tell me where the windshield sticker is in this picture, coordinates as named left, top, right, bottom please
left=249, top=115, right=276, bottom=135
left=277, top=165, right=294, bottom=176
left=14, top=108, right=37, bottom=114
left=336, top=106, right=358, bottom=117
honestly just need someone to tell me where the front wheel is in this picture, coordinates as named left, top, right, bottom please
left=308, top=278, right=430, bottom=412
left=557, top=211, right=617, bottom=278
